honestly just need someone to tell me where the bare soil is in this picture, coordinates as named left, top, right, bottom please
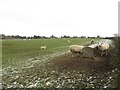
left=52, top=53, right=112, bottom=73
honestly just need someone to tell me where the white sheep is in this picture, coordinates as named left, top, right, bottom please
left=88, top=43, right=99, bottom=49
left=97, top=43, right=110, bottom=51
left=69, top=45, right=85, bottom=57
left=85, top=39, right=96, bottom=46
left=67, top=40, right=70, bottom=43
left=40, top=46, right=47, bottom=50
left=96, top=43, right=110, bottom=56
left=89, top=39, right=96, bottom=45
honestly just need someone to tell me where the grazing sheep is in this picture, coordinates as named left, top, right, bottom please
left=40, top=46, right=47, bottom=50
left=89, top=39, right=96, bottom=45
left=88, top=43, right=99, bottom=49
left=69, top=45, right=85, bottom=57
left=96, top=43, right=110, bottom=56
left=67, top=40, right=70, bottom=43
left=97, top=43, right=110, bottom=51
left=85, top=39, right=96, bottom=46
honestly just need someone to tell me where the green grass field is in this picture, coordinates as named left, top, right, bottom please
left=2, top=38, right=118, bottom=88
left=2, top=38, right=95, bottom=68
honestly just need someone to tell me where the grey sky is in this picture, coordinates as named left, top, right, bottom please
left=0, top=0, right=119, bottom=37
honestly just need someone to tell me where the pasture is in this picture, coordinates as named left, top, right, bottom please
left=2, top=38, right=118, bottom=88
left=2, top=38, right=92, bottom=68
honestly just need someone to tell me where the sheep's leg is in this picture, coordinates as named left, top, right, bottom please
left=79, top=51, right=82, bottom=54
left=99, top=51, right=103, bottom=56
left=71, top=52, right=74, bottom=57
left=101, top=50, right=108, bottom=56
left=78, top=51, right=83, bottom=57
left=72, top=53, right=73, bottom=57
left=101, top=52, right=104, bottom=56
left=105, top=51, right=108, bottom=56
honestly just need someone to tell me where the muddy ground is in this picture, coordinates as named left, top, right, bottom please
left=2, top=50, right=118, bottom=88
left=52, top=52, right=112, bottom=73
left=3, top=39, right=118, bottom=88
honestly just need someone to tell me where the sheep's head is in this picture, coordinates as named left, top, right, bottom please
left=96, top=43, right=101, bottom=50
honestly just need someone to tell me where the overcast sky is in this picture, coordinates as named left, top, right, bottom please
left=0, top=0, right=119, bottom=37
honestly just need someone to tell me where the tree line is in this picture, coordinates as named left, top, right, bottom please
left=0, top=34, right=114, bottom=39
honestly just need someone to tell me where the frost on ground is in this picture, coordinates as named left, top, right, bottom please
left=2, top=66, right=119, bottom=88
left=2, top=48, right=70, bottom=88
left=2, top=51, right=119, bottom=89
left=2, top=40, right=119, bottom=88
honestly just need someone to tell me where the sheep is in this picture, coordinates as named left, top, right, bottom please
left=96, top=43, right=110, bottom=56
left=89, top=39, right=96, bottom=45
left=67, top=40, right=70, bottom=43
left=40, top=46, right=47, bottom=50
left=97, top=43, right=110, bottom=51
left=88, top=43, right=99, bottom=49
left=69, top=45, right=85, bottom=57
left=85, top=39, right=96, bottom=46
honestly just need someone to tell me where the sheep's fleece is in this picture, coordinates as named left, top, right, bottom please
left=69, top=45, right=85, bottom=53
left=97, top=43, right=110, bottom=51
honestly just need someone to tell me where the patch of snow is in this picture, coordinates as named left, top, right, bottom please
left=46, top=81, right=51, bottom=86
left=104, top=85, right=107, bottom=88
left=27, top=83, right=37, bottom=88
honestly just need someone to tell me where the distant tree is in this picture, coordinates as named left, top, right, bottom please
left=88, top=36, right=94, bottom=38
left=1, top=34, right=5, bottom=39
left=22, top=36, right=26, bottom=39
left=73, top=36, right=78, bottom=38
left=97, top=35, right=100, bottom=38
left=114, top=33, right=119, bottom=37
left=50, top=35, right=57, bottom=38
left=61, top=35, right=70, bottom=38
left=43, top=36, right=47, bottom=39
left=14, top=35, right=20, bottom=39
left=81, top=36, right=86, bottom=38
left=27, top=37, right=32, bottom=39
left=33, top=35, right=38, bottom=39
